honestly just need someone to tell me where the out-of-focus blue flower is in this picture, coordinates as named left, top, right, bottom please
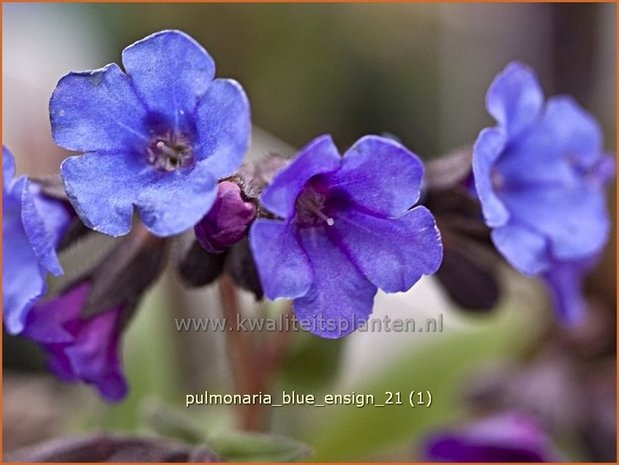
left=51, top=30, right=251, bottom=238
left=23, top=282, right=127, bottom=402
left=473, top=62, right=614, bottom=323
left=194, top=180, right=256, bottom=253
left=250, top=135, right=443, bottom=338
left=3, top=147, right=71, bottom=335
left=424, top=412, right=558, bottom=462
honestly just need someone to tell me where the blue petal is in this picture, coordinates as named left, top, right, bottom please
left=260, top=135, right=341, bottom=219
left=3, top=146, right=15, bottom=187
left=136, top=162, right=218, bottom=237
left=491, top=222, right=549, bottom=275
left=21, top=182, right=66, bottom=275
left=50, top=63, right=148, bottom=152
left=542, top=259, right=592, bottom=325
left=333, top=206, right=442, bottom=292
left=293, top=229, right=376, bottom=338
left=486, top=62, right=544, bottom=137
left=3, top=184, right=47, bottom=335
left=122, top=30, right=215, bottom=128
left=61, top=151, right=217, bottom=237
left=472, top=127, right=510, bottom=227
left=328, top=135, right=424, bottom=217
left=543, top=96, right=604, bottom=168
left=249, top=219, right=313, bottom=299
left=194, top=79, right=251, bottom=178
left=500, top=183, right=610, bottom=262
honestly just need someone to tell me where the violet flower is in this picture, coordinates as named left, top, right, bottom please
left=424, top=412, right=557, bottom=462
left=473, top=62, right=614, bottom=323
left=50, top=30, right=250, bottom=238
left=250, top=135, right=443, bottom=338
left=3, top=147, right=71, bottom=335
left=23, top=282, right=127, bottom=402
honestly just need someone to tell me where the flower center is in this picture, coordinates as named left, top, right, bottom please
left=295, top=187, right=335, bottom=227
left=146, top=134, right=194, bottom=172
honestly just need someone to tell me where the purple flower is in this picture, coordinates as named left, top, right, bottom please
left=194, top=180, right=257, bottom=253
left=3, top=147, right=71, bottom=335
left=424, top=412, right=558, bottom=462
left=249, top=135, right=443, bottom=338
left=23, top=282, right=128, bottom=402
left=473, top=62, right=614, bottom=323
left=51, top=30, right=251, bottom=238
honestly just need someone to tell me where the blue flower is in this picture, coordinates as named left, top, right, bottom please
left=250, top=135, right=443, bottom=338
left=50, top=30, right=251, bottom=237
left=3, top=147, right=71, bottom=335
left=23, top=282, right=127, bottom=402
left=473, top=62, right=614, bottom=323
left=423, top=412, right=558, bottom=462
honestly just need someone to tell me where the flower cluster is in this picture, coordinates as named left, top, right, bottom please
left=3, top=29, right=614, bottom=404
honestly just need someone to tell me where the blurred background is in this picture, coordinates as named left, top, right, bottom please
left=3, top=3, right=616, bottom=462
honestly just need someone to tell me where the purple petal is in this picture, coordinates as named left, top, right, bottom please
left=194, top=79, right=251, bottom=178
left=64, top=309, right=128, bottom=402
left=486, top=62, right=544, bottom=137
left=293, top=229, right=376, bottom=338
left=23, top=283, right=90, bottom=344
left=472, top=127, right=510, bottom=227
left=424, top=412, right=555, bottom=462
left=122, top=30, right=215, bottom=128
left=50, top=64, right=148, bottom=152
left=327, top=135, right=424, bottom=217
left=333, top=206, right=442, bottom=292
left=260, top=135, right=341, bottom=219
left=491, top=223, right=549, bottom=276
left=249, top=219, right=313, bottom=299
left=61, top=151, right=217, bottom=237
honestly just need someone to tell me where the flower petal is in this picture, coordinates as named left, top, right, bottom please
left=332, top=206, right=443, bottom=292
left=65, top=309, right=128, bottom=402
left=136, top=162, right=218, bottom=237
left=293, top=229, right=376, bottom=338
left=472, top=127, right=510, bottom=227
left=23, top=283, right=89, bottom=344
left=50, top=64, right=148, bottom=152
left=62, top=151, right=217, bottom=237
left=194, top=79, right=251, bottom=178
left=3, top=146, right=15, bottom=187
left=486, top=62, right=544, bottom=137
left=21, top=182, right=66, bottom=275
left=491, top=222, right=549, bottom=275
left=501, top=184, right=610, bottom=262
left=544, top=96, right=603, bottom=166
left=2, top=187, right=47, bottom=335
left=122, top=30, right=215, bottom=127
left=249, top=219, right=312, bottom=299
left=61, top=152, right=139, bottom=237
left=542, top=259, right=592, bottom=325
left=261, top=135, right=341, bottom=219
left=329, top=135, right=424, bottom=216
